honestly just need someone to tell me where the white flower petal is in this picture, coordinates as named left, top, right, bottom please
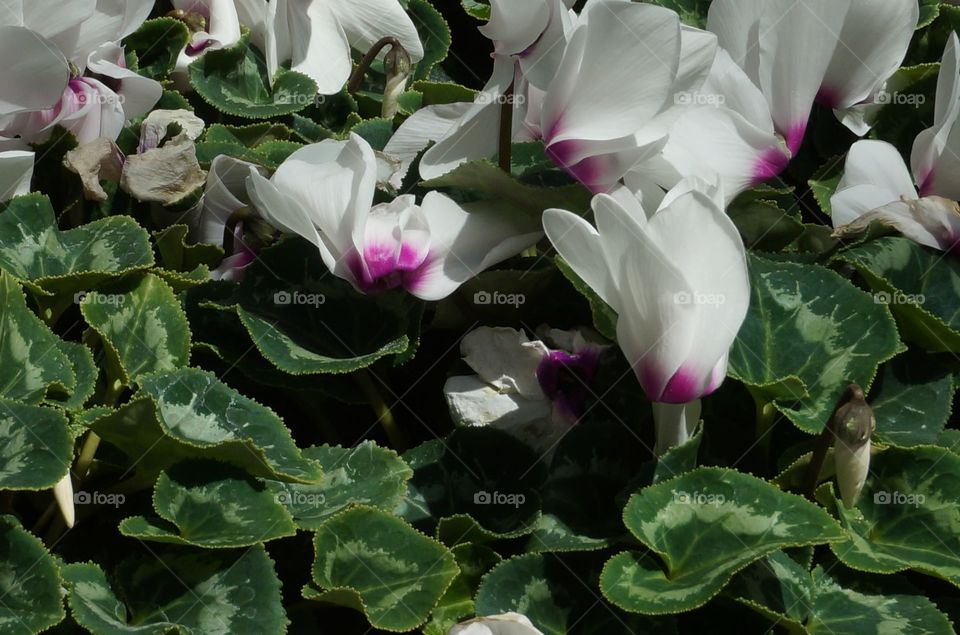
left=419, top=56, right=515, bottom=180
left=408, top=192, right=541, bottom=301
left=820, top=0, right=918, bottom=111
left=0, top=150, right=34, bottom=202
left=460, top=326, right=548, bottom=398
left=542, top=0, right=680, bottom=146
left=0, top=26, right=69, bottom=117
left=912, top=33, right=960, bottom=200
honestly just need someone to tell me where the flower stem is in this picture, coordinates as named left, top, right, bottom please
left=348, top=37, right=404, bottom=96
left=355, top=370, right=407, bottom=451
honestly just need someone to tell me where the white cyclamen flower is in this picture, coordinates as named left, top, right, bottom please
left=831, top=34, right=960, bottom=253
left=234, top=0, right=424, bottom=95
left=0, top=0, right=161, bottom=144
left=444, top=326, right=603, bottom=454
left=170, top=0, right=243, bottom=83
left=707, top=0, right=917, bottom=152
left=245, top=134, right=542, bottom=300
left=543, top=180, right=749, bottom=452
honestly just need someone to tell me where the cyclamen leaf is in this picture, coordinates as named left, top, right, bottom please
left=869, top=353, right=955, bottom=447
left=45, top=340, right=98, bottom=411
left=838, top=237, right=960, bottom=353
left=0, top=516, right=64, bottom=634
left=476, top=552, right=666, bottom=635
left=0, top=194, right=154, bottom=296
left=88, top=368, right=323, bottom=484
left=729, top=254, right=902, bottom=434
left=0, top=271, right=73, bottom=404
left=730, top=552, right=955, bottom=634
left=62, top=546, right=287, bottom=634
left=120, top=460, right=296, bottom=547
left=822, top=445, right=960, bottom=589
left=421, top=160, right=593, bottom=217
left=188, top=32, right=319, bottom=119
left=152, top=225, right=224, bottom=274
left=308, top=506, right=459, bottom=632
left=410, top=0, right=451, bottom=81
left=124, top=18, right=190, bottom=81
left=0, top=400, right=71, bottom=490
left=268, top=441, right=412, bottom=530
left=80, top=273, right=191, bottom=386
left=202, top=238, right=420, bottom=375
left=460, top=0, right=490, bottom=20
left=600, top=467, right=844, bottom=614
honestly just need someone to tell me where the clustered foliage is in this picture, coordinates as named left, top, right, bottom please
left=0, top=1, right=959, bottom=634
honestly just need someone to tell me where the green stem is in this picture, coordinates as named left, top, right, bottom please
left=355, top=370, right=407, bottom=452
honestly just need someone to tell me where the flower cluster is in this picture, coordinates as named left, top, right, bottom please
left=1, top=1, right=958, bottom=634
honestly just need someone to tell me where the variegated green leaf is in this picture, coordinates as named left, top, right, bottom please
left=476, top=552, right=668, bottom=635
left=308, top=506, right=459, bottom=632
left=0, top=271, right=73, bottom=404
left=0, top=400, right=71, bottom=490
left=870, top=353, right=954, bottom=447
left=80, top=273, right=191, bottom=385
left=729, top=254, right=902, bottom=434
left=62, top=546, right=287, bottom=634
left=600, top=467, right=845, bottom=614
left=0, top=516, right=64, bottom=634
left=45, top=340, right=97, bottom=411
left=0, top=194, right=153, bottom=298
left=198, top=238, right=420, bottom=374
left=838, top=237, right=960, bottom=353
left=823, top=445, right=960, bottom=589
left=189, top=32, right=319, bottom=119
left=730, top=551, right=956, bottom=634
left=125, top=18, right=190, bottom=81
left=120, top=460, right=296, bottom=547
left=268, top=441, right=411, bottom=530
left=88, top=368, right=322, bottom=483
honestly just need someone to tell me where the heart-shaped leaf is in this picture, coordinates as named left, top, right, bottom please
left=0, top=516, right=64, bottom=633
left=600, top=467, right=844, bottom=614
left=63, top=546, right=287, bottom=634
left=729, top=254, right=902, bottom=434
left=308, top=506, right=459, bottom=632
left=88, top=368, right=322, bottom=483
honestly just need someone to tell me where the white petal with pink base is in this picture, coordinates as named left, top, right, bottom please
left=246, top=134, right=542, bottom=300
